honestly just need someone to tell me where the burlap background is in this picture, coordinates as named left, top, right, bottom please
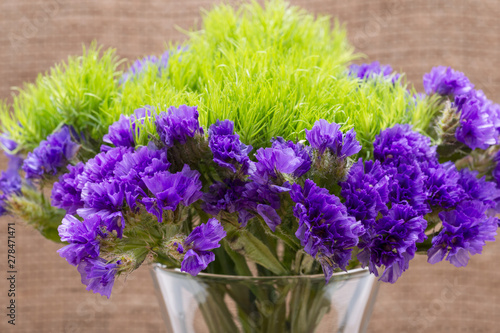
left=1, top=0, right=500, bottom=332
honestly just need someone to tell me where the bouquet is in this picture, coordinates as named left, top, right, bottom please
left=1, top=0, right=499, bottom=307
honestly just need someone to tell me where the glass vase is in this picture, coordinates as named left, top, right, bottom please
left=151, top=264, right=379, bottom=333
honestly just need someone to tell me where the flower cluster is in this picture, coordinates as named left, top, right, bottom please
left=101, top=106, right=152, bottom=151
left=349, top=61, right=400, bottom=83
left=120, top=51, right=170, bottom=83
left=341, top=124, right=499, bottom=282
left=22, top=126, right=80, bottom=179
left=423, top=66, right=500, bottom=151
left=291, top=180, right=364, bottom=282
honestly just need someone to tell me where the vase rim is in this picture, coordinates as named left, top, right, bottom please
left=151, top=263, right=370, bottom=281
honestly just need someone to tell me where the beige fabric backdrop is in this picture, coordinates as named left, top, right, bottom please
left=1, top=0, right=500, bottom=332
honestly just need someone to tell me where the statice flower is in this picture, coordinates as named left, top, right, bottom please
left=76, top=147, right=132, bottom=190
left=202, top=179, right=250, bottom=220
left=208, top=120, right=252, bottom=173
left=251, top=147, right=308, bottom=185
left=373, top=124, right=438, bottom=166
left=428, top=201, right=497, bottom=267
left=57, top=215, right=103, bottom=266
left=357, top=203, right=427, bottom=283
left=386, top=160, right=430, bottom=216
left=457, top=168, right=500, bottom=212
left=0, top=154, right=23, bottom=216
left=340, top=159, right=389, bottom=224
left=305, top=119, right=361, bottom=158
left=78, top=179, right=126, bottom=237
left=425, top=162, right=465, bottom=209
left=454, top=93, right=498, bottom=150
left=120, top=51, right=170, bottom=83
left=349, top=61, right=400, bottom=83
left=51, top=162, right=85, bottom=214
left=101, top=106, right=153, bottom=151
left=77, top=257, right=121, bottom=298
left=155, top=105, right=204, bottom=147
left=0, top=134, right=18, bottom=155
left=290, top=179, right=364, bottom=282
left=180, top=218, right=226, bottom=276
left=271, top=137, right=311, bottom=177
left=142, top=165, right=203, bottom=222
left=423, top=66, right=474, bottom=96
left=22, top=126, right=80, bottom=179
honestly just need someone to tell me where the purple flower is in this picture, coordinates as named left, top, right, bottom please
left=120, top=51, right=170, bottom=83
left=423, top=66, right=474, bottom=96
left=357, top=203, right=427, bottom=283
left=155, top=105, right=204, bottom=147
left=202, top=179, right=249, bottom=219
left=424, top=162, right=465, bottom=209
left=51, top=162, right=85, bottom=214
left=22, top=126, right=80, bottom=179
left=458, top=168, right=500, bottom=212
left=305, top=119, right=361, bottom=158
left=251, top=146, right=309, bottom=185
left=180, top=218, right=226, bottom=276
left=208, top=120, right=252, bottom=173
left=57, top=215, right=103, bottom=266
left=76, top=147, right=132, bottom=191
left=240, top=181, right=284, bottom=230
left=0, top=154, right=23, bottom=216
left=0, top=134, right=18, bottom=156
left=271, top=137, right=311, bottom=177
left=428, top=201, right=497, bottom=267
left=349, top=61, right=400, bottom=83
left=454, top=94, right=498, bottom=150
left=102, top=106, right=154, bottom=151
left=386, top=160, right=430, bottom=216
left=290, top=179, right=364, bottom=282
left=78, top=179, right=126, bottom=237
left=373, top=124, right=438, bottom=166
left=77, top=257, right=120, bottom=298
left=142, top=165, right=203, bottom=222
left=340, top=159, right=389, bottom=223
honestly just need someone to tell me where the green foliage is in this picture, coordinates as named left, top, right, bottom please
left=0, top=0, right=437, bottom=158
left=0, top=42, right=120, bottom=153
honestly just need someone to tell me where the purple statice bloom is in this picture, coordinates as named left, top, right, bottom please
left=357, top=203, right=427, bottom=283
left=155, top=105, right=204, bottom=147
left=386, top=160, right=430, bottom=216
left=305, top=120, right=361, bottom=158
left=78, top=179, right=126, bottom=237
left=208, top=120, right=252, bottom=173
left=424, top=162, right=465, bottom=209
left=349, top=61, right=400, bottom=83
left=428, top=200, right=497, bottom=267
left=76, top=147, right=132, bottom=191
left=0, top=154, right=23, bottom=216
left=51, top=162, right=85, bottom=214
left=340, top=159, right=389, bottom=224
left=120, top=51, right=170, bottom=83
left=22, top=126, right=80, bottom=179
left=101, top=106, right=154, bottom=152
left=77, top=257, right=120, bottom=298
left=493, top=151, right=500, bottom=188
left=57, top=214, right=103, bottom=266
left=251, top=146, right=309, bottom=185
left=0, top=134, right=18, bottom=156
left=180, top=218, right=226, bottom=276
left=202, top=179, right=251, bottom=222
left=373, top=124, right=438, bottom=166
left=457, top=168, right=500, bottom=213
left=454, top=94, right=498, bottom=150
left=290, top=179, right=364, bottom=282
left=113, top=146, right=170, bottom=210
left=142, top=164, right=203, bottom=222
left=423, top=66, right=474, bottom=96
left=271, top=137, right=311, bottom=177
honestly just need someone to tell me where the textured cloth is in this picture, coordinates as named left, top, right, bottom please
left=1, top=0, right=500, bottom=332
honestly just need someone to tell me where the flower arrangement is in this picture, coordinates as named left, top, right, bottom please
left=1, top=0, right=499, bottom=308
